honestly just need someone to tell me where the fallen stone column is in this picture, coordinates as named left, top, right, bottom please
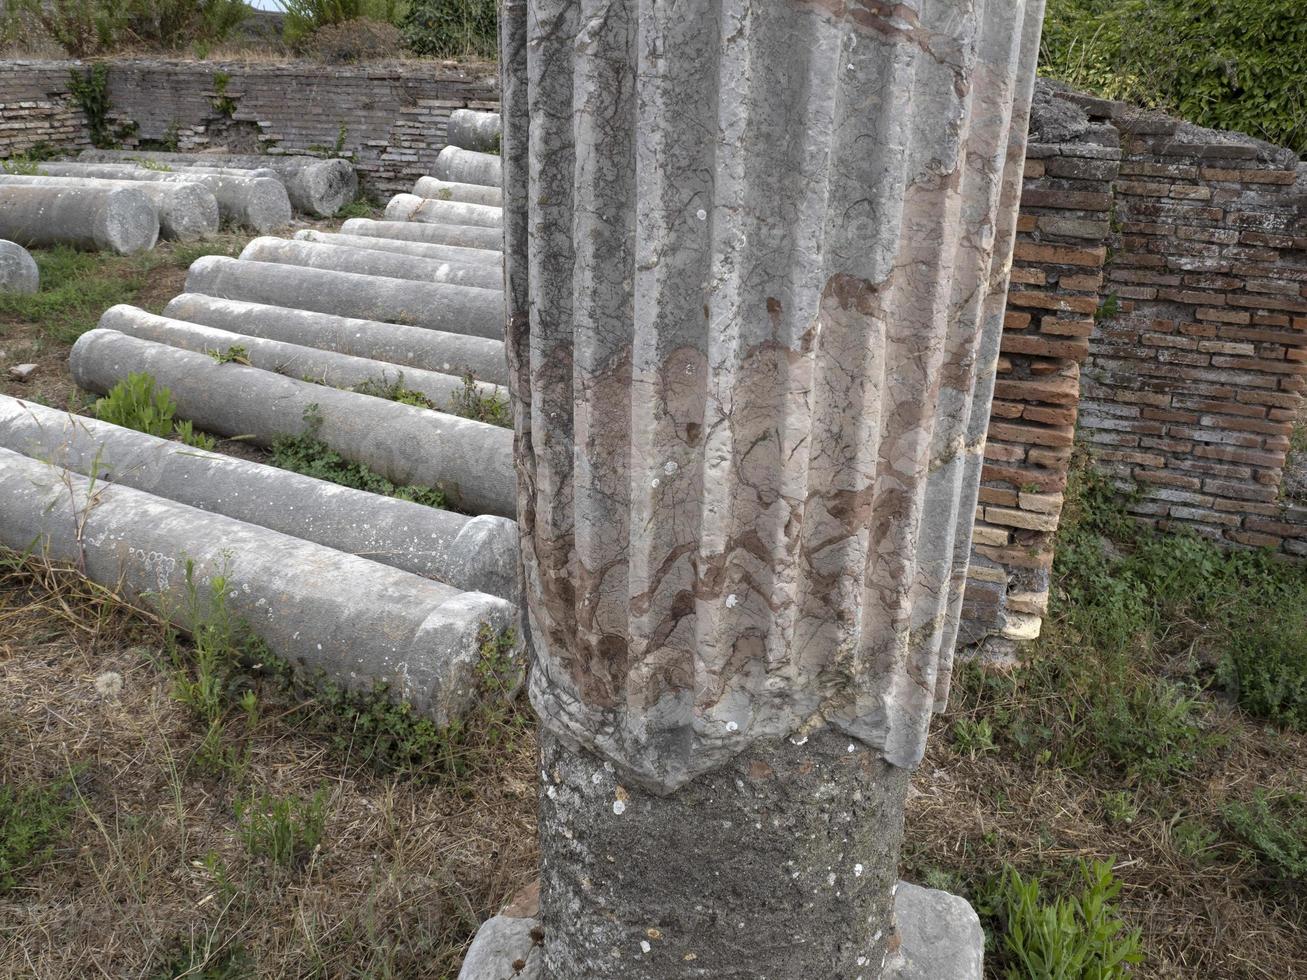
left=433, top=145, right=502, bottom=188
left=412, top=176, right=503, bottom=208
left=294, top=229, right=501, bottom=268
left=340, top=218, right=503, bottom=251
left=79, top=150, right=356, bottom=217
left=163, top=293, right=510, bottom=385
left=0, top=239, right=38, bottom=294
left=448, top=109, right=502, bottom=153
left=98, top=304, right=507, bottom=412
left=0, top=173, right=218, bottom=241
left=184, top=256, right=504, bottom=340
left=0, top=446, right=517, bottom=724
left=500, top=0, right=1045, bottom=976
left=70, top=328, right=516, bottom=517
left=239, top=236, right=503, bottom=290
left=0, top=394, right=518, bottom=601
left=35, top=161, right=291, bottom=232
left=0, top=184, right=158, bottom=254
left=384, top=193, right=503, bottom=229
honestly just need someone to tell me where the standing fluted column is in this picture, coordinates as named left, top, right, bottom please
left=502, top=2, right=1045, bottom=976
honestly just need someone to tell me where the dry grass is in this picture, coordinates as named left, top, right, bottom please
left=0, top=555, right=537, bottom=979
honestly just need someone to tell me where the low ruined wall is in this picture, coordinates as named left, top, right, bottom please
left=965, top=81, right=1307, bottom=653
left=0, top=59, right=498, bottom=196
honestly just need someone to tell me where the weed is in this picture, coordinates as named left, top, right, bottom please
left=151, top=936, right=251, bottom=980
left=206, top=343, right=250, bottom=365
left=235, top=785, right=330, bottom=867
left=0, top=775, right=76, bottom=891
left=68, top=63, right=114, bottom=147
left=1223, top=791, right=1307, bottom=886
left=448, top=370, right=511, bottom=428
left=952, top=717, right=997, bottom=759
left=1094, top=292, right=1120, bottom=322
left=174, top=419, right=217, bottom=450
left=1100, top=790, right=1138, bottom=827
left=210, top=71, right=237, bottom=118
left=1170, top=818, right=1221, bottom=863
left=138, top=158, right=173, bottom=172
left=993, top=860, right=1143, bottom=979
left=94, top=372, right=177, bottom=437
left=353, top=371, right=434, bottom=408
left=269, top=404, right=447, bottom=509
left=335, top=194, right=381, bottom=220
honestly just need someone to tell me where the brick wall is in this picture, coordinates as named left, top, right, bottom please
left=0, top=59, right=498, bottom=196
left=964, top=81, right=1307, bottom=655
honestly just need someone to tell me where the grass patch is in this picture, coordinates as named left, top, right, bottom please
left=0, top=774, right=76, bottom=891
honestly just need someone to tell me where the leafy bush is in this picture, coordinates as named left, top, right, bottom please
left=1041, top=0, right=1307, bottom=154
left=1223, top=791, right=1307, bottom=885
left=5, top=0, right=246, bottom=55
left=1218, top=617, right=1307, bottom=731
left=304, top=17, right=402, bottom=63
left=124, top=0, right=248, bottom=48
left=996, top=861, right=1144, bottom=979
left=401, top=0, right=496, bottom=59
left=282, top=0, right=407, bottom=48
left=94, top=372, right=178, bottom=438
left=5, top=0, right=125, bottom=57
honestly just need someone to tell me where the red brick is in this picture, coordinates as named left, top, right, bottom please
left=1021, top=188, right=1114, bottom=211
left=1007, top=291, right=1100, bottom=315
left=988, top=421, right=1075, bottom=448
left=1004, top=311, right=1031, bottom=329
left=1199, top=167, right=1298, bottom=184
left=1000, top=335, right=1089, bottom=361
left=992, top=376, right=1081, bottom=406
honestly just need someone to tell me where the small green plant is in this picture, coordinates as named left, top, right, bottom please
left=0, top=776, right=76, bottom=891
left=1217, top=618, right=1307, bottom=731
left=1223, top=791, right=1307, bottom=885
left=151, top=935, right=250, bottom=980
left=952, top=717, right=997, bottom=759
left=996, top=861, right=1143, bottom=979
left=206, top=343, right=250, bottom=365
left=139, top=158, right=174, bottom=172
left=353, top=372, right=434, bottom=408
left=209, top=71, right=237, bottom=118
left=1094, top=293, right=1120, bottom=323
left=1170, top=818, right=1220, bottom=863
left=1100, top=790, right=1138, bottom=828
left=1, top=155, right=41, bottom=176
left=269, top=404, right=447, bottom=509
left=94, top=372, right=177, bottom=437
left=234, top=785, right=330, bottom=867
left=448, top=371, right=511, bottom=428
left=174, top=419, right=217, bottom=451
left=333, top=121, right=348, bottom=156
left=68, top=62, right=114, bottom=148
left=401, top=0, right=496, bottom=59
left=335, top=193, right=380, bottom=220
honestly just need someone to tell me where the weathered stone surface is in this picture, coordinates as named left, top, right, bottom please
left=384, top=193, right=503, bottom=228
left=239, top=236, right=502, bottom=290
left=448, top=108, right=503, bottom=153
left=163, top=293, right=510, bottom=385
left=0, top=239, right=38, bottom=294
left=79, top=149, right=357, bottom=217
left=34, top=161, right=291, bottom=231
left=98, top=304, right=508, bottom=417
left=7, top=362, right=37, bottom=380
left=0, top=173, right=218, bottom=241
left=0, top=183, right=158, bottom=254
left=69, top=328, right=517, bottom=517
left=434, top=145, right=502, bottom=188
left=0, top=445, right=519, bottom=724
left=340, top=217, right=503, bottom=251
left=0, top=393, right=519, bottom=601
left=413, top=176, right=503, bottom=208
left=294, top=229, right=501, bottom=268
left=184, top=256, right=504, bottom=340
left=457, top=916, right=542, bottom=980
left=884, top=883, right=984, bottom=980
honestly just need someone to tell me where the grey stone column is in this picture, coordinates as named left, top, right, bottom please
left=503, top=1, right=1044, bottom=978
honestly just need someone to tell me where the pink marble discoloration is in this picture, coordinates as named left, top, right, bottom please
left=504, top=0, right=1046, bottom=792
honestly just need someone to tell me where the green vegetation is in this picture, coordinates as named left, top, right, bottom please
left=0, top=775, right=76, bottom=891
left=282, top=0, right=408, bottom=47
left=448, top=370, right=511, bottom=428
left=269, top=404, right=448, bottom=509
left=402, top=0, right=497, bottom=59
left=4, top=0, right=246, bottom=57
left=988, top=861, right=1143, bottom=980
left=67, top=63, right=113, bottom=148
left=94, top=371, right=178, bottom=438
left=235, top=786, right=330, bottom=867
left=353, top=372, right=436, bottom=409
left=1223, top=791, right=1307, bottom=886
left=1041, top=0, right=1307, bottom=154
left=205, top=343, right=249, bottom=365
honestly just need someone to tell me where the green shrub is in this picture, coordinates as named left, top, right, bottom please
left=996, top=860, right=1144, bottom=979
left=94, top=372, right=177, bottom=438
left=124, top=0, right=248, bottom=48
left=1041, top=0, right=1307, bottom=154
left=282, top=0, right=407, bottom=48
left=1223, top=791, right=1307, bottom=885
left=447, top=370, right=511, bottom=427
left=234, top=786, right=330, bottom=867
left=1218, top=618, right=1307, bottom=731
left=0, top=776, right=76, bottom=891
left=6, top=0, right=126, bottom=57
left=401, top=0, right=496, bottom=59
left=304, top=17, right=402, bottom=62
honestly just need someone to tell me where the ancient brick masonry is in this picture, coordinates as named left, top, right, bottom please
left=965, top=81, right=1307, bottom=653
left=0, top=59, right=497, bottom=196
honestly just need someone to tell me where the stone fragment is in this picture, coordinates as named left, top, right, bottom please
left=0, top=393, right=519, bottom=600
left=0, top=173, right=218, bottom=241
left=239, top=236, right=502, bottom=290
left=339, top=217, right=503, bottom=252
left=69, top=328, right=516, bottom=517
left=0, top=184, right=158, bottom=254
left=456, top=916, right=541, bottom=980
left=7, top=362, right=37, bottom=381
left=184, top=256, right=504, bottom=340
left=447, top=109, right=502, bottom=153
left=0, top=239, right=38, bottom=294
left=163, top=293, right=509, bottom=385
left=0, top=446, right=519, bottom=725
left=884, top=882, right=985, bottom=980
